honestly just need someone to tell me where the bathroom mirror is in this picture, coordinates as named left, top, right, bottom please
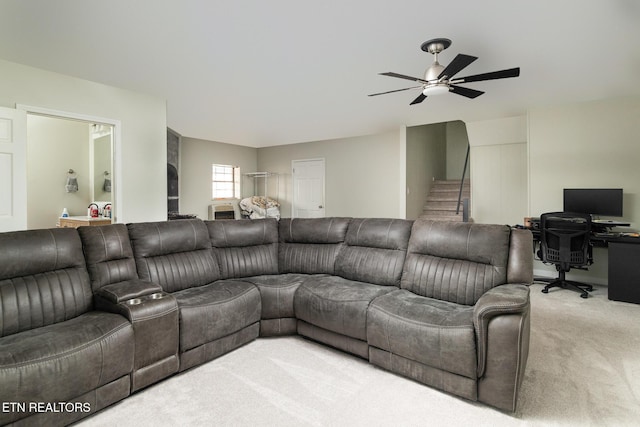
left=91, top=124, right=113, bottom=204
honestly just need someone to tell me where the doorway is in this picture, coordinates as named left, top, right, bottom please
left=25, top=115, right=114, bottom=228
left=292, top=158, right=325, bottom=218
left=17, top=104, right=120, bottom=229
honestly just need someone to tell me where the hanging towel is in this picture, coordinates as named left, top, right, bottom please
left=103, top=177, right=111, bottom=192
left=65, top=173, right=78, bottom=193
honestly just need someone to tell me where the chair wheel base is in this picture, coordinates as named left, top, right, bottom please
left=541, top=275, right=593, bottom=299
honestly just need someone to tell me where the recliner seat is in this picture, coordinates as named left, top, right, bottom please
left=127, top=219, right=261, bottom=372
left=0, top=228, right=134, bottom=426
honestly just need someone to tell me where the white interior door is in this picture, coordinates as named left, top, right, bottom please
left=292, top=158, right=325, bottom=218
left=0, top=106, right=27, bottom=231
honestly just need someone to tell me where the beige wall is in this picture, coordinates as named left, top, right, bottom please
left=180, top=137, right=258, bottom=220
left=527, top=96, right=640, bottom=284
left=27, top=115, right=91, bottom=228
left=466, top=97, right=640, bottom=285
left=467, top=115, right=528, bottom=226
left=445, top=121, right=470, bottom=181
left=0, top=59, right=167, bottom=224
left=528, top=97, right=640, bottom=220
left=257, top=130, right=401, bottom=218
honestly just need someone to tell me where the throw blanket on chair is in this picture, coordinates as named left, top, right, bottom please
left=240, top=196, right=280, bottom=219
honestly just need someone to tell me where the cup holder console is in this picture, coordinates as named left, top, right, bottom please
left=124, top=292, right=168, bottom=306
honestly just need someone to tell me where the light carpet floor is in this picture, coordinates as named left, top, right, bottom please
left=77, top=284, right=640, bottom=427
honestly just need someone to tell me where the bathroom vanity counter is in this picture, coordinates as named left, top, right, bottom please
left=58, top=216, right=112, bottom=228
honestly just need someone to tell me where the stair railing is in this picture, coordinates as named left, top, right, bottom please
left=455, top=144, right=470, bottom=220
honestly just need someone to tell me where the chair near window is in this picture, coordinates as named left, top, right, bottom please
left=539, top=211, right=594, bottom=298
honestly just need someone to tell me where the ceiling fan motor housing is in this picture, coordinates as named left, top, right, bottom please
left=424, top=63, right=445, bottom=82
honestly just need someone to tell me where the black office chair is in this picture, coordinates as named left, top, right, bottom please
left=539, top=212, right=594, bottom=298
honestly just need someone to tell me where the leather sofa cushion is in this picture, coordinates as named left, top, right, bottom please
left=0, top=228, right=92, bottom=337
left=335, top=218, right=413, bottom=286
left=243, top=274, right=311, bottom=319
left=128, top=219, right=212, bottom=258
left=0, top=228, right=86, bottom=279
left=128, top=220, right=220, bottom=292
left=294, top=276, right=394, bottom=341
left=279, top=218, right=350, bottom=244
left=173, top=279, right=261, bottom=352
left=0, top=311, right=134, bottom=421
left=78, top=224, right=138, bottom=291
left=279, top=218, right=350, bottom=274
left=206, top=219, right=279, bottom=279
left=367, top=289, right=477, bottom=379
left=207, top=218, right=279, bottom=248
left=401, top=220, right=511, bottom=305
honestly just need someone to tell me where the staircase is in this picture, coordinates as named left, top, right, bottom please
left=420, top=180, right=470, bottom=222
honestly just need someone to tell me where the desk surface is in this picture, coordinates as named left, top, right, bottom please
left=526, top=228, right=640, bottom=245
left=592, top=219, right=631, bottom=227
left=593, top=234, right=640, bottom=245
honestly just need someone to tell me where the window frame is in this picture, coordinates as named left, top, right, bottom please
left=212, top=164, right=240, bottom=200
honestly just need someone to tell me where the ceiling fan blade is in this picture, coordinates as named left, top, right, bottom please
left=380, top=72, right=428, bottom=84
left=410, top=93, right=427, bottom=105
left=453, top=67, right=520, bottom=84
left=437, top=54, right=478, bottom=80
left=368, top=86, right=422, bottom=97
left=450, top=85, right=484, bottom=99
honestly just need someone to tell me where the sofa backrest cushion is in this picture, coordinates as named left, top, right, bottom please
left=0, top=228, right=92, bottom=337
left=78, top=224, right=138, bottom=291
left=335, top=218, right=413, bottom=286
left=401, top=220, right=511, bottom=305
left=206, top=218, right=279, bottom=279
left=127, top=219, right=220, bottom=292
left=278, top=218, right=350, bottom=274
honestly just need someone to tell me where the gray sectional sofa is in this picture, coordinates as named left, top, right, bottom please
left=0, top=217, right=533, bottom=425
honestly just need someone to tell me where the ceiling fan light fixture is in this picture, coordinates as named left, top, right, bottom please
left=423, top=84, right=449, bottom=96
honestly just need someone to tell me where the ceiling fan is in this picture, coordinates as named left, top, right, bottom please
left=369, top=38, right=520, bottom=105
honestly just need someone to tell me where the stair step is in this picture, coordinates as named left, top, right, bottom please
left=430, top=190, right=469, bottom=197
left=423, top=208, right=461, bottom=215
left=427, top=193, right=469, bottom=201
left=419, top=213, right=465, bottom=222
left=424, top=201, right=462, bottom=210
left=433, top=179, right=470, bottom=185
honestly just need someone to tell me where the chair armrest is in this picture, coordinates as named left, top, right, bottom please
left=473, top=284, right=530, bottom=377
left=95, top=279, right=163, bottom=304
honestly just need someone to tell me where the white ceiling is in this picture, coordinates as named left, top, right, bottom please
left=1, top=1, right=639, bottom=148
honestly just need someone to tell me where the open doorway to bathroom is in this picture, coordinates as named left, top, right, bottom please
left=25, top=114, right=114, bottom=229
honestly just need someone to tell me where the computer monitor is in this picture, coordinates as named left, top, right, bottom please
left=563, top=188, right=623, bottom=217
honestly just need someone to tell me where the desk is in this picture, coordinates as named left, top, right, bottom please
left=605, top=237, right=640, bottom=304
left=525, top=226, right=640, bottom=304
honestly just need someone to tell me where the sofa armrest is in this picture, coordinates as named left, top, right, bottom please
left=507, top=229, right=534, bottom=285
left=93, top=279, right=179, bottom=392
left=473, top=284, right=530, bottom=377
left=95, top=279, right=163, bottom=304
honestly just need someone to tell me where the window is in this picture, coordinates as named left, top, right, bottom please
left=212, top=164, right=240, bottom=199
